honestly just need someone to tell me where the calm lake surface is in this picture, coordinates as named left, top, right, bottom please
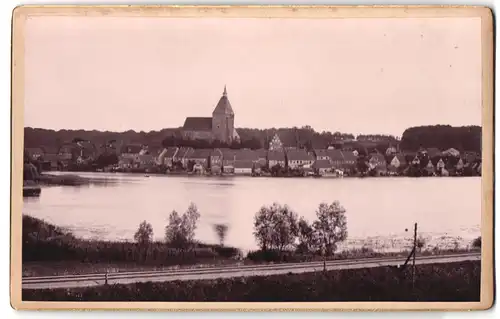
left=23, top=172, right=482, bottom=252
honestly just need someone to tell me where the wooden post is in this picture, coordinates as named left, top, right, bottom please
left=105, top=270, right=108, bottom=286
left=412, top=223, right=417, bottom=288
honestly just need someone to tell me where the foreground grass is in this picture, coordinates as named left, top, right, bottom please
left=23, top=261, right=480, bottom=302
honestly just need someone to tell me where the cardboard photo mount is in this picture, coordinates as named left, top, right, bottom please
left=10, top=5, right=494, bottom=312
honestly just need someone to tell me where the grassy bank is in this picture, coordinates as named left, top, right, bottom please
left=23, top=215, right=479, bottom=276
left=23, top=215, right=241, bottom=276
left=23, top=260, right=480, bottom=301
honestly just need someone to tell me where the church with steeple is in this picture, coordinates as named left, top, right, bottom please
left=182, top=86, right=240, bottom=144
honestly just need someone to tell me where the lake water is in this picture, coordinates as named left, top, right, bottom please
left=22, top=172, right=482, bottom=253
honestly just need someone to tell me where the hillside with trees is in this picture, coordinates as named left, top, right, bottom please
left=24, top=124, right=481, bottom=154
left=399, top=125, right=481, bottom=152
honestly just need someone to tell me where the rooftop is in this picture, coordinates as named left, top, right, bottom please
left=183, top=117, right=212, bottom=132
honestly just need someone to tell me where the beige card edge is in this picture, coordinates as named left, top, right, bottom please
left=9, top=5, right=495, bottom=312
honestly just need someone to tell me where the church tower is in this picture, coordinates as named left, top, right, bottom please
left=212, top=85, right=235, bottom=144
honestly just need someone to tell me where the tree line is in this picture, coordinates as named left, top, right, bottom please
left=252, top=201, right=348, bottom=260
left=399, top=125, right=481, bottom=152
left=25, top=125, right=481, bottom=155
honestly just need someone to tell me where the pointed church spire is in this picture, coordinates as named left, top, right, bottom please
left=223, top=85, right=227, bottom=97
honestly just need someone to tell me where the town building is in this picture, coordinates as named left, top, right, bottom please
left=255, top=149, right=268, bottom=167
left=210, top=149, right=223, bottom=174
left=368, top=153, right=387, bottom=174
left=388, top=154, right=407, bottom=172
left=327, top=149, right=344, bottom=170
left=234, top=160, right=254, bottom=175
left=313, top=159, right=333, bottom=175
left=424, top=159, right=435, bottom=175
left=182, top=86, right=240, bottom=144
left=268, top=150, right=286, bottom=168
left=173, top=147, right=193, bottom=169
left=185, top=149, right=211, bottom=170
left=162, top=147, right=179, bottom=167
left=220, top=149, right=236, bottom=174
left=286, top=148, right=314, bottom=169
left=269, top=133, right=284, bottom=151
left=313, top=149, right=330, bottom=161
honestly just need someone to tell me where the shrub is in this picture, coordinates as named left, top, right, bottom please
left=472, top=236, right=481, bottom=248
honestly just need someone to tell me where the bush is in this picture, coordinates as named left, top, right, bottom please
left=23, top=261, right=481, bottom=302
left=472, top=236, right=481, bottom=248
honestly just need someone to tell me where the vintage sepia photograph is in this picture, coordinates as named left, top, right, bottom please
left=11, top=5, right=493, bottom=311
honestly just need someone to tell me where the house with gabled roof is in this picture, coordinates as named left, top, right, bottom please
left=435, top=157, right=446, bottom=173
left=165, top=147, right=179, bottom=167
left=326, top=149, right=344, bottom=169
left=424, top=158, right=435, bottom=175
left=368, top=153, right=387, bottom=174
left=313, top=149, right=330, bottom=161
left=185, top=149, right=211, bottom=169
left=388, top=154, right=407, bottom=172
left=172, top=147, right=193, bottom=169
left=313, top=159, right=333, bottom=175
left=220, top=148, right=236, bottom=173
left=269, top=133, right=284, bottom=151
left=234, top=160, right=254, bottom=175
left=286, top=148, right=314, bottom=169
left=255, top=148, right=268, bottom=167
left=341, top=151, right=357, bottom=170
left=209, top=149, right=223, bottom=174
left=268, top=150, right=286, bottom=169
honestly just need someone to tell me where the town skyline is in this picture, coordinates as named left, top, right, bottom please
left=24, top=16, right=482, bottom=136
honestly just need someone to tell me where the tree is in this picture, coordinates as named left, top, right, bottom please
left=213, top=223, right=229, bottom=247
left=134, top=220, right=153, bottom=245
left=183, top=203, right=201, bottom=244
left=165, top=203, right=201, bottom=249
left=253, top=203, right=299, bottom=254
left=165, top=210, right=187, bottom=248
left=313, top=201, right=348, bottom=256
left=134, top=220, right=153, bottom=262
left=253, top=206, right=274, bottom=251
left=297, top=217, right=318, bottom=253
left=472, top=236, right=481, bottom=249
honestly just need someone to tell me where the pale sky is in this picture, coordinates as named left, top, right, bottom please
left=24, top=16, right=482, bottom=136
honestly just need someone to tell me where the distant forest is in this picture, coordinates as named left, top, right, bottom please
left=23, top=125, right=481, bottom=153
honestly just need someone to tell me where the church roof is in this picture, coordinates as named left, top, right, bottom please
left=212, top=86, right=234, bottom=115
left=183, top=117, right=212, bottom=131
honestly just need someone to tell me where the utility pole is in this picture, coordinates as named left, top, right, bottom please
left=412, top=222, right=418, bottom=288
